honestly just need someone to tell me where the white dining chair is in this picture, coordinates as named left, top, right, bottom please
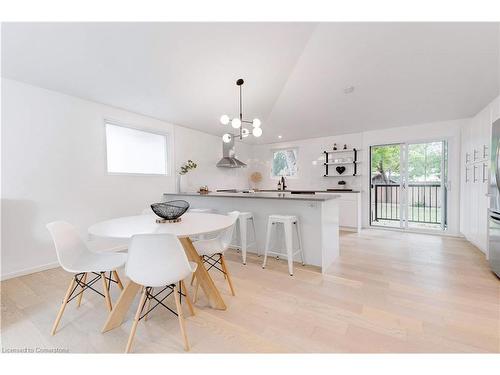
left=46, top=221, right=127, bottom=335
left=191, top=211, right=239, bottom=301
left=124, top=233, right=197, bottom=353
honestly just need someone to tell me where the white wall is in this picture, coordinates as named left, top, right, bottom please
left=174, top=125, right=252, bottom=192
left=0, top=79, right=252, bottom=279
left=251, top=133, right=364, bottom=191
left=249, top=119, right=465, bottom=235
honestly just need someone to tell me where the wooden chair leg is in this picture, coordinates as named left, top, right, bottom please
left=190, top=255, right=203, bottom=285
left=77, top=273, right=87, bottom=307
left=180, top=280, right=195, bottom=316
left=51, top=276, right=76, bottom=335
left=193, top=278, right=200, bottom=303
left=125, top=286, right=148, bottom=353
left=144, top=288, right=153, bottom=321
left=220, top=254, right=235, bottom=296
left=113, top=270, right=124, bottom=290
left=173, top=285, right=190, bottom=351
left=101, top=272, right=113, bottom=312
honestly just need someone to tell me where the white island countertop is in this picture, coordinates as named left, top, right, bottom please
left=164, top=191, right=340, bottom=273
left=164, top=191, right=340, bottom=201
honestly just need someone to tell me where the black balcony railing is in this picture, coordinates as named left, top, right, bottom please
left=371, top=183, right=442, bottom=224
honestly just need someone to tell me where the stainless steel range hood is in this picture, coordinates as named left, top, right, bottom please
left=216, top=136, right=247, bottom=168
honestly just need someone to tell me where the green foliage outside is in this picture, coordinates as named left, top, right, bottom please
left=371, top=142, right=443, bottom=183
left=407, top=142, right=442, bottom=182
left=371, top=144, right=401, bottom=183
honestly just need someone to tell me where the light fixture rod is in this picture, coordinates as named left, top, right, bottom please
left=238, top=82, right=243, bottom=139
left=221, top=78, right=261, bottom=140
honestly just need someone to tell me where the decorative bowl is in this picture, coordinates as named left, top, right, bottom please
left=150, top=200, right=190, bottom=223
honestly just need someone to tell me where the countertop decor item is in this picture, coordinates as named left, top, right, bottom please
left=220, top=78, right=263, bottom=143
left=179, top=160, right=197, bottom=175
left=177, top=160, right=197, bottom=193
left=198, top=186, right=209, bottom=194
left=250, top=171, right=263, bottom=188
left=150, top=200, right=190, bottom=223
left=336, top=166, right=346, bottom=174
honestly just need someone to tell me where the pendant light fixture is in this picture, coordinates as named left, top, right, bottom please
left=220, top=78, right=262, bottom=143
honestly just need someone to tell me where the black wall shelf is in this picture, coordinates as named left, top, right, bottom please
left=323, top=148, right=358, bottom=177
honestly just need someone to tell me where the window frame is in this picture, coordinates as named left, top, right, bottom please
left=270, top=147, right=299, bottom=179
left=103, top=119, right=171, bottom=177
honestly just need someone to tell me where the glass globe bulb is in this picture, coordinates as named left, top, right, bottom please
left=231, top=118, right=241, bottom=129
left=252, top=127, right=262, bottom=137
left=220, top=115, right=230, bottom=125
left=241, top=128, right=249, bottom=137
left=252, top=118, right=261, bottom=128
left=222, top=133, right=232, bottom=143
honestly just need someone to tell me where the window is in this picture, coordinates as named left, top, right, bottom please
left=271, top=148, right=298, bottom=177
left=105, top=122, right=168, bottom=175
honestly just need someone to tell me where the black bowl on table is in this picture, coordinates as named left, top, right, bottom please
left=150, top=200, right=190, bottom=223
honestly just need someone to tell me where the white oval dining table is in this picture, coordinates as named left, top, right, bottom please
left=88, top=212, right=235, bottom=333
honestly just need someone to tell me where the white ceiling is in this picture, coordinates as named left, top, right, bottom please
left=2, top=22, right=499, bottom=143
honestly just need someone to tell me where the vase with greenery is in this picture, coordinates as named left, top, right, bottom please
left=177, top=160, right=197, bottom=192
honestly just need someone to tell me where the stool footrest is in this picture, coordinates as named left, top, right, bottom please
left=265, top=250, right=302, bottom=258
left=229, top=242, right=257, bottom=250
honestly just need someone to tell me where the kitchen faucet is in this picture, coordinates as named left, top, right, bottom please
left=281, top=176, right=287, bottom=190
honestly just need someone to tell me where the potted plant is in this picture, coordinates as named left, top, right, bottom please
left=177, top=160, right=197, bottom=192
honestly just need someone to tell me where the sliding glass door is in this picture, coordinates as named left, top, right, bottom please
left=370, top=143, right=405, bottom=228
left=370, top=140, right=447, bottom=231
left=405, top=141, right=447, bottom=231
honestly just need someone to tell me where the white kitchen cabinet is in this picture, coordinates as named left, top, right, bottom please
left=460, top=95, right=499, bottom=254
left=336, top=193, right=362, bottom=232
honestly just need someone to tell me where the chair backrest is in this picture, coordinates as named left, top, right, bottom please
left=220, top=211, right=240, bottom=249
left=46, top=221, right=90, bottom=272
left=125, top=233, right=193, bottom=287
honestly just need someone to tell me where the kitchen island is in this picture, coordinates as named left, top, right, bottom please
left=164, top=192, right=340, bottom=273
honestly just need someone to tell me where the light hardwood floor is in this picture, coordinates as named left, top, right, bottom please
left=1, top=229, right=499, bottom=353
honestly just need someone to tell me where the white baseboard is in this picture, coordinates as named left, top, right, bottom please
left=1, top=262, right=60, bottom=281
left=465, top=237, right=487, bottom=255
left=339, top=226, right=361, bottom=233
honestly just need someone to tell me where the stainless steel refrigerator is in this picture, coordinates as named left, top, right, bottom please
left=488, top=118, right=500, bottom=278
